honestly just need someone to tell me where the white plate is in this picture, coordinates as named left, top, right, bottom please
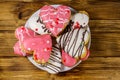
left=25, top=5, right=91, bottom=73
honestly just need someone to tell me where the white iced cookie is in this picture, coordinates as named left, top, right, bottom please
left=28, top=16, right=50, bottom=34
left=43, top=45, right=62, bottom=74
left=57, top=28, right=90, bottom=59
left=72, top=11, right=89, bottom=28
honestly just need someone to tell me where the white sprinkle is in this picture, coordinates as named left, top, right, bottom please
left=58, top=28, right=62, bottom=32
left=50, top=28, right=54, bottom=31
left=54, top=12, right=57, bottom=15
left=47, top=40, right=50, bottom=44
left=44, top=48, right=47, bottom=52
left=27, top=48, right=31, bottom=51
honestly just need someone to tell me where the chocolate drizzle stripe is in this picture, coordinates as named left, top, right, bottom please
left=73, top=41, right=83, bottom=57
left=48, top=63, right=61, bottom=69
left=73, top=30, right=87, bottom=57
left=49, top=57, right=61, bottom=63
left=65, top=29, right=75, bottom=53
left=47, top=63, right=61, bottom=72
left=38, top=44, right=61, bottom=73
left=45, top=66, right=58, bottom=73
left=67, top=29, right=80, bottom=56
left=59, top=28, right=88, bottom=58
left=37, top=17, right=51, bottom=33
left=51, top=51, right=58, bottom=55
left=60, top=29, right=73, bottom=50
left=52, top=48, right=60, bottom=52
left=51, top=53, right=61, bottom=59
left=78, top=42, right=85, bottom=57
left=52, top=45, right=60, bottom=49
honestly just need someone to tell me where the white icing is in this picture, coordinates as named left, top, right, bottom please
left=72, top=13, right=89, bottom=27
left=28, top=16, right=48, bottom=34
left=57, top=28, right=89, bottom=58
left=44, top=45, right=62, bottom=74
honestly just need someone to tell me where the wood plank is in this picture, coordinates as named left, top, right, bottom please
left=1, top=57, right=120, bottom=70
left=90, top=20, right=120, bottom=33
left=0, top=20, right=120, bottom=31
left=0, top=1, right=120, bottom=20
left=1, top=70, right=120, bottom=80
left=0, top=0, right=38, bottom=2
left=0, top=57, right=120, bottom=80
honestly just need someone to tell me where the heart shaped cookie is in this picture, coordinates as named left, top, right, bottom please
left=39, top=5, right=71, bottom=37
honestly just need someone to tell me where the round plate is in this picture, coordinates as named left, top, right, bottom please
left=25, top=5, right=91, bottom=73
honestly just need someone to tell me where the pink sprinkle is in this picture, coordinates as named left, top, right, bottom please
left=34, top=54, right=38, bottom=60
left=74, top=22, right=80, bottom=29
left=44, top=47, right=51, bottom=52
left=56, top=18, right=59, bottom=20
left=47, top=47, right=52, bottom=51
left=35, top=28, right=38, bottom=31
left=21, top=27, right=25, bottom=30
left=50, top=24, right=53, bottom=28
left=76, top=22, right=79, bottom=26
left=66, top=10, right=70, bottom=13
left=55, top=21, right=58, bottom=24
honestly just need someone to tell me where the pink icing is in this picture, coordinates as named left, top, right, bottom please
left=15, top=26, right=36, bottom=42
left=81, top=49, right=90, bottom=61
left=23, top=34, right=52, bottom=63
left=13, top=41, right=26, bottom=56
left=62, top=50, right=77, bottom=67
left=40, top=5, right=71, bottom=37
left=14, top=26, right=52, bottom=63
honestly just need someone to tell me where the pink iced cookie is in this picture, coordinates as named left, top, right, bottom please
left=22, top=34, right=52, bottom=63
left=15, top=26, right=36, bottom=42
left=13, top=41, right=26, bottom=56
left=62, top=50, right=77, bottom=67
left=40, top=5, right=71, bottom=37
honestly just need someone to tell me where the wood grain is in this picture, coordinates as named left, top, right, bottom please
left=0, top=0, right=120, bottom=80
left=0, top=1, right=120, bottom=20
left=0, top=57, right=120, bottom=80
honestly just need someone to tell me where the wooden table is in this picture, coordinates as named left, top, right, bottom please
left=0, top=0, right=120, bottom=80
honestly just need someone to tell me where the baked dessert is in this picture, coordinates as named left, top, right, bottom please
left=13, top=5, right=91, bottom=74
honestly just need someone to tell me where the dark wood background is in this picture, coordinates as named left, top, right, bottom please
left=0, top=0, right=120, bottom=80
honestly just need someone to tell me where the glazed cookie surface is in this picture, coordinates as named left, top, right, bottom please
left=57, top=28, right=90, bottom=64
left=72, top=12, right=89, bottom=29
left=28, top=16, right=50, bottom=34
left=39, top=5, right=71, bottom=37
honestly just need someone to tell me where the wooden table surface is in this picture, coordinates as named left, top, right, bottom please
left=0, top=0, right=120, bottom=80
